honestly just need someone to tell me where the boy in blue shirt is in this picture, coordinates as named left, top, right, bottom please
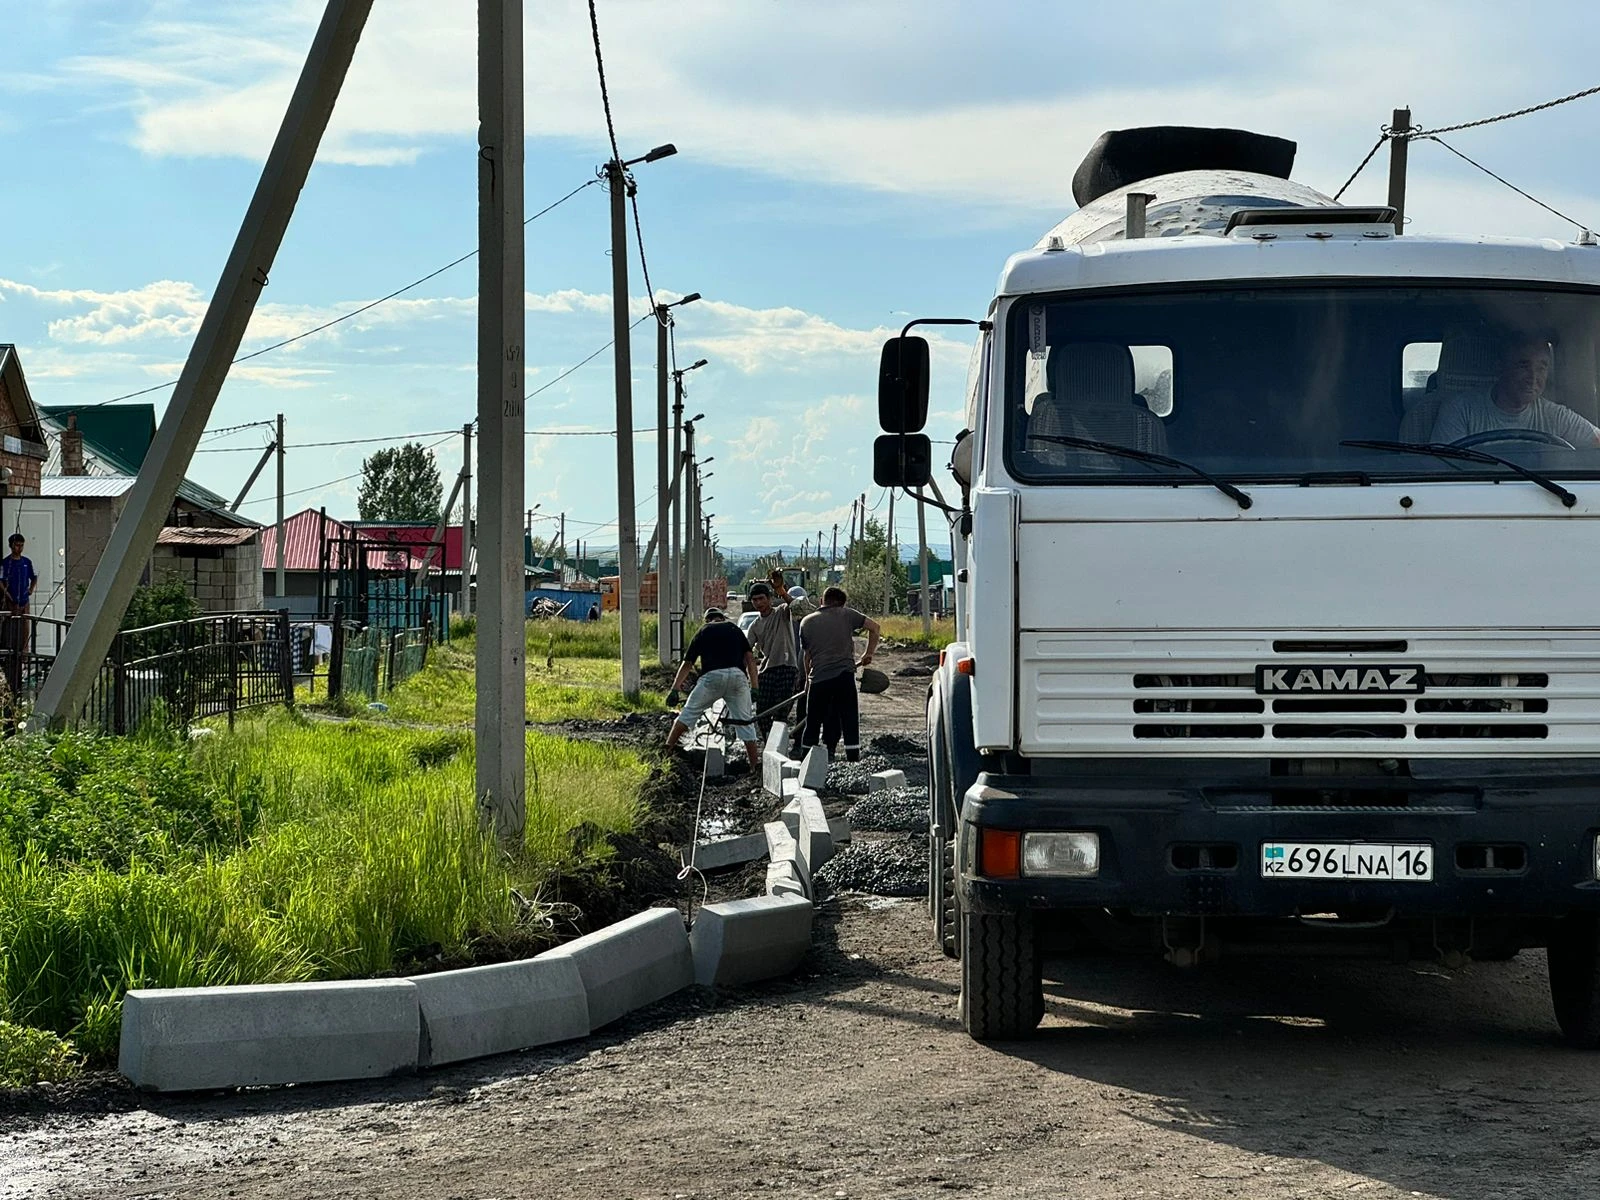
left=1, top=533, right=37, bottom=649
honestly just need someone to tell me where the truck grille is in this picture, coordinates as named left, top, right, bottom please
left=1022, top=632, right=1597, bottom=756
left=1131, top=672, right=1548, bottom=740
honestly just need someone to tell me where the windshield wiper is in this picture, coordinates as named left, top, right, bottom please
left=1341, top=439, right=1577, bottom=508
left=1031, top=434, right=1253, bottom=509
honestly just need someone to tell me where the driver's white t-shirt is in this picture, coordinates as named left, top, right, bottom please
left=1430, top=388, right=1599, bottom=446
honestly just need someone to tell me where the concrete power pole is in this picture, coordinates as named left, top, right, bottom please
left=1387, top=107, right=1411, bottom=235
left=275, top=413, right=286, bottom=604
left=683, top=422, right=698, bottom=617
left=460, top=422, right=473, bottom=616
left=654, top=313, right=670, bottom=665
left=34, top=0, right=373, bottom=729
left=605, top=159, right=642, bottom=698
left=670, top=383, right=684, bottom=647
left=476, top=0, right=527, bottom=841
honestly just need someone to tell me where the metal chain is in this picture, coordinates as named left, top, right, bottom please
left=1332, top=132, right=1390, bottom=201
left=1408, top=83, right=1600, bottom=139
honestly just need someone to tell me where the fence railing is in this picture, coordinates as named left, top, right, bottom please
left=1, top=611, right=295, bottom=734
left=327, top=616, right=431, bottom=703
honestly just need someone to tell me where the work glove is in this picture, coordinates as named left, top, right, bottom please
left=667, top=689, right=681, bottom=707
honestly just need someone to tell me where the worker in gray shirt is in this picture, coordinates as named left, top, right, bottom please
left=798, top=585, right=880, bottom=762
left=746, top=581, right=801, bottom=737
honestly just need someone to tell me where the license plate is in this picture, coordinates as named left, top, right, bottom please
left=1261, top=842, right=1433, bottom=881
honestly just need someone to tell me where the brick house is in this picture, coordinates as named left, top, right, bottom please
left=0, top=345, right=49, bottom=497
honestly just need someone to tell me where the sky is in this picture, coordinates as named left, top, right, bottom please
left=4, top=0, right=1600, bottom=553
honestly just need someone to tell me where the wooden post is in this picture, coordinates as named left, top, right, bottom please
left=1387, top=107, right=1411, bottom=235
left=329, top=601, right=345, bottom=701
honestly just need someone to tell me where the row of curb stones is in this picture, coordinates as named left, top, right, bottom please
left=119, top=723, right=847, bottom=1093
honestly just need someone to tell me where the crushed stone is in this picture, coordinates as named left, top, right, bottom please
left=813, top=836, right=926, bottom=898
left=846, top=787, right=928, bottom=833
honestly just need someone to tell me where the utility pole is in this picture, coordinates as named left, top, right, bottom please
left=654, top=312, right=670, bottom=665
left=883, top=486, right=895, bottom=615
left=476, top=0, right=526, bottom=841
left=460, top=421, right=473, bottom=615
left=557, top=512, right=565, bottom=582
left=1387, top=107, right=1411, bottom=235
left=917, top=487, right=931, bottom=637
left=831, top=523, right=838, bottom=580
left=671, top=393, right=684, bottom=644
left=275, top=412, right=286, bottom=604
left=34, top=0, right=373, bottom=729
left=605, top=157, right=642, bottom=696
left=683, top=422, right=698, bottom=617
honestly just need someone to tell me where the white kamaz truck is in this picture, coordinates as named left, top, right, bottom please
left=874, top=126, right=1600, bottom=1043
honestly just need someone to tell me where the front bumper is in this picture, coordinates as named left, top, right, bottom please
left=959, top=764, right=1600, bottom=920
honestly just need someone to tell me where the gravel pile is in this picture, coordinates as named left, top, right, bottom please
left=813, top=836, right=926, bottom=897
left=846, top=787, right=927, bottom=833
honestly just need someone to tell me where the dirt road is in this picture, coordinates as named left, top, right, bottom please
left=5, top=645, right=1599, bottom=1199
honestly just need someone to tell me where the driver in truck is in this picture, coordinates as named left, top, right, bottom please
left=1429, top=336, right=1600, bottom=446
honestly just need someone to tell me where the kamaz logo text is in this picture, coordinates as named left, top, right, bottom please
left=1255, top=665, right=1425, bottom=695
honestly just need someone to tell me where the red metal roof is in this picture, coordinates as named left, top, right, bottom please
left=349, top=522, right=463, bottom=570
left=260, top=509, right=436, bottom=573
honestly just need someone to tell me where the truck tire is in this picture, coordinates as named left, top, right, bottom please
left=1548, top=914, right=1600, bottom=1048
left=959, top=908, right=1042, bottom=1040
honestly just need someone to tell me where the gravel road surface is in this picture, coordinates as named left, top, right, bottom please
left=4, top=643, right=1597, bottom=1200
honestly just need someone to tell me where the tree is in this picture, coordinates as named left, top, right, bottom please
left=840, top=517, right=909, bottom=615
left=357, top=442, right=444, bottom=523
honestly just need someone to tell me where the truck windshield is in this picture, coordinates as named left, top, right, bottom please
left=1004, top=283, right=1600, bottom=485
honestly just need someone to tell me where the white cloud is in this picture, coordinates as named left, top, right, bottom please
left=44, top=0, right=1600, bottom=226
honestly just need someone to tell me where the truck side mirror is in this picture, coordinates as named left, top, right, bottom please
left=873, top=434, right=932, bottom=487
left=878, top=336, right=930, bottom=432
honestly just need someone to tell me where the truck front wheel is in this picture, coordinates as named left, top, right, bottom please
left=1548, top=914, right=1600, bottom=1048
left=959, top=908, right=1043, bottom=1040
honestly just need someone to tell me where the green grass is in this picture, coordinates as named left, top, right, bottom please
left=379, top=625, right=668, bottom=727
left=0, top=714, right=648, bottom=1073
left=877, top=615, right=957, bottom=651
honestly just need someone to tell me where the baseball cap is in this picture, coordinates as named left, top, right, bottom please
left=703, top=607, right=727, bottom=622
left=788, top=586, right=807, bottom=601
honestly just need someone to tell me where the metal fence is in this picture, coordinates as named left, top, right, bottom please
left=326, top=618, right=431, bottom=703
left=1, top=611, right=295, bottom=734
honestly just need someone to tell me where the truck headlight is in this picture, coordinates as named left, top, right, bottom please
left=1023, top=832, right=1100, bottom=878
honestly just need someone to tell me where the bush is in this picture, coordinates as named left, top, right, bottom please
left=122, top=575, right=200, bottom=631
left=0, top=1020, right=81, bottom=1088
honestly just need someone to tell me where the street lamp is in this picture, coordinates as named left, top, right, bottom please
left=604, top=141, right=678, bottom=696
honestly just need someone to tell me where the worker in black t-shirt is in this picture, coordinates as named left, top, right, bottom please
left=666, top=607, right=762, bottom=766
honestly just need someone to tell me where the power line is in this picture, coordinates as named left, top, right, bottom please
left=526, top=311, right=653, bottom=401
left=1426, top=135, right=1596, bottom=234
left=47, top=178, right=598, bottom=419
left=239, top=431, right=456, bottom=507
left=587, top=0, right=624, bottom=168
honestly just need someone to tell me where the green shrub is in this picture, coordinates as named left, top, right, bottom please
left=0, top=1020, right=81, bottom=1088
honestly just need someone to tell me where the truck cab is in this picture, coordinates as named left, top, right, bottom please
left=876, top=127, right=1600, bottom=1043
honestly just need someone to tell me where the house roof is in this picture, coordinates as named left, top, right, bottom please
left=37, top=402, right=240, bottom=520
left=260, top=508, right=433, bottom=573
left=36, top=474, right=137, bottom=499
left=156, top=526, right=258, bottom=547
left=348, top=522, right=464, bottom=571
left=0, top=345, right=47, bottom=450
